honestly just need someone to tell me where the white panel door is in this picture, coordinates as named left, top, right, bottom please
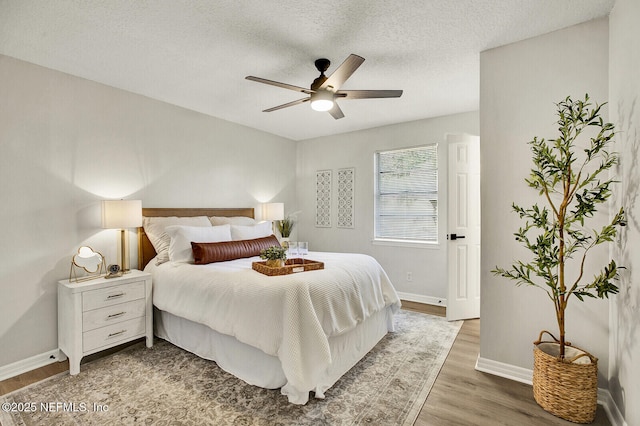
left=447, top=134, right=481, bottom=321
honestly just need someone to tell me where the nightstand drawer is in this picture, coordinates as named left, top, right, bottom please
left=82, top=299, right=146, bottom=332
left=82, top=317, right=146, bottom=352
left=82, top=281, right=145, bottom=311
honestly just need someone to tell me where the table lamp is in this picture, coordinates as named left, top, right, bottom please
left=262, top=202, right=284, bottom=235
left=101, top=200, right=143, bottom=273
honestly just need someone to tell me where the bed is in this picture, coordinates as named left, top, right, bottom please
left=138, top=207, right=401, bottom=404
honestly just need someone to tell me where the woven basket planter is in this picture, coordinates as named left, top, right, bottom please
left=532, top=330, right=598, bottom=424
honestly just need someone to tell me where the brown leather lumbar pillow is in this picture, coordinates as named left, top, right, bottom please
left=191, top=235, right=280, bottom=265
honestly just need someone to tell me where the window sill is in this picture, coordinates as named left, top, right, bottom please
left=371, top=239, right=441, bottom=249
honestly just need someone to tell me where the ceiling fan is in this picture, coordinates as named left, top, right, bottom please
left=245, top=54, right=403, bottom=120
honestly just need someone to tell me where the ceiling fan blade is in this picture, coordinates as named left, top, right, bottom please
left=320, top=54, right=365, bottom=91
left=337, top=89, right=403, bottom=99
left=263, top=97, right=310, bottom=112
left=328, top=103, right=345, bottom=120
left=246, top=76, right=313, bottom=94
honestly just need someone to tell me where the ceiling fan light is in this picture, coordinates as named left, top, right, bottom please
left=311, top=99, right=334, bottom=112
left=310, top=91, right=334, bottom=112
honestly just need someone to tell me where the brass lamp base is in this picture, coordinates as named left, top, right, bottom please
left=118, top=228, right=132, bottom=273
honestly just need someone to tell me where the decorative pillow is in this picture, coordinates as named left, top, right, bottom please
left=192, top=235, right=281, bottom=265
left=230, top=221, right=272, bottom=241
left=142, top=216, right=211, bottom=265
left=165, top=224, right=232, bottom=263
left=209, top=216, right=257, bottom=226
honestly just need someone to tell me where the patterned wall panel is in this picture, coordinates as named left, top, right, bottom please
left=337, top=168, right=355, bottom=228
left=315, top=170, right=332, bottom=227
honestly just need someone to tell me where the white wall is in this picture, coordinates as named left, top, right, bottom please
left=0, top=54, right=297, bottom=368
left=296, top=112, right=479, bottom=302
left=479, top=18, right=612, bottom=384
left=609, top=0, right=640, bottom=423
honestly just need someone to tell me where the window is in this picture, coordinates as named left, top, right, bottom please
left=374, top=144, right=438, bottom=243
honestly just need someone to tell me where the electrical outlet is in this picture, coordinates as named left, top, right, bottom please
left=406, top=272, right=413, bottom=281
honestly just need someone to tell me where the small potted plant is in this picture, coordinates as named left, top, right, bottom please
left=260, top=246, right=287, bottom=268
left=492, top=94, right=625, bottom=423
left=276, top=211, right=300, bottom=248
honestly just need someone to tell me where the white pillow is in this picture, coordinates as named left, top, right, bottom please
left=230, top=222, right=272, bottom=240
left=165, top=224, right=232, bottom=263
left=209, top=216, right=257, bottom=226
left=142, top=216, right=211, bottom=265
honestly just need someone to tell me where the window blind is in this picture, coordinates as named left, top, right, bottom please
left=375, top=144, right=438, bottom=242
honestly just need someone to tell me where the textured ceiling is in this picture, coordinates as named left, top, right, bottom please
left=0, top=0, right=615, bottom=141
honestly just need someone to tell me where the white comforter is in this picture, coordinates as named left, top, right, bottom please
left=146, top=252, right=400, bottom=403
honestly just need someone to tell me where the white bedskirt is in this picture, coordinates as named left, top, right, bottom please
left=154, top=306, right=395, bottom=404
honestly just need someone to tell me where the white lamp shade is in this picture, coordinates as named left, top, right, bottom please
left=101, top=200, right=143, bottom=229
left=310, top=91, right=334, bottom=112
left=263, top=202, right=285, bottom=221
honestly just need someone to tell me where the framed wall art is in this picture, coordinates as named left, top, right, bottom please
left=337, top=168, right=355, bottom=228
left=315, top=170, right=332, bottom=227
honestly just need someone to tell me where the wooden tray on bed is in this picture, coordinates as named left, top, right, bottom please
left=252, top=258, right=324, bottom=276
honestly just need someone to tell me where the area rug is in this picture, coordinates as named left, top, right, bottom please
left=0, top=311, right=461, bottom=426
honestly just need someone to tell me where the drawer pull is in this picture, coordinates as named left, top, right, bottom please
left=106, top=292, right=125, bottom=300
left=107, top=330, right=126, bottom=338
left=106, top=312, right=126, bottom=320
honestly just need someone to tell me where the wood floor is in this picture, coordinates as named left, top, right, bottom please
left=403, top=301, right=611, bottom=426
left=0, top=302, right=611, bottom=425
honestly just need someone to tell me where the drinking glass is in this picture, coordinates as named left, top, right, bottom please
left=288, top=241, right=299, bottom=258
left=298, top=242, right=308, bottom=263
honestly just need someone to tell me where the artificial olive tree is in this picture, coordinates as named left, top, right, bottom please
left=493, top=94, right=625, bottom=358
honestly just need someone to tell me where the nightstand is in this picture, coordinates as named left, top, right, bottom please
left=58, top=270, right=153, bottom=375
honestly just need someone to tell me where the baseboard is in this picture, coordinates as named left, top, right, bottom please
left=598, top=389, right=627, bottom=426
left=475, top=355, right=627, bottom=426
left=0, top=349, right=65, bottom=382
left=396, top=291, right=446, bottom=307
left=475, top=355, right=533, bottom=384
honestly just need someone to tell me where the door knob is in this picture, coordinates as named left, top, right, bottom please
left=449, top=233, right=466, bottom=240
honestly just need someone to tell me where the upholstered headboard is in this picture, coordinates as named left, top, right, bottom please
left=137, top=207, right=255, bottom=269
